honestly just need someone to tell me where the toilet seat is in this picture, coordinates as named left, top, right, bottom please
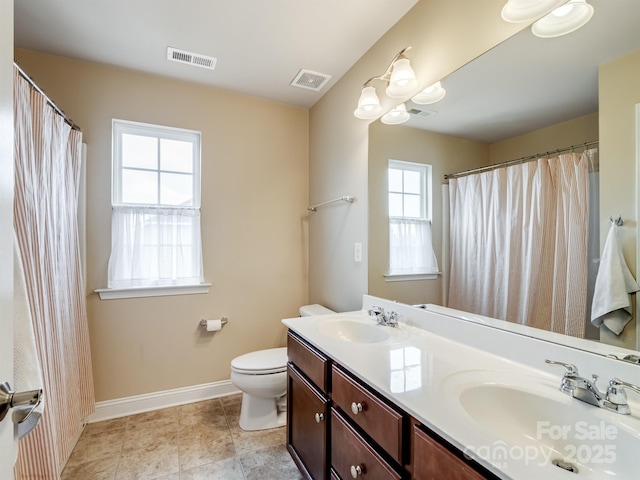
left=231, top=347, right=287, bottom=375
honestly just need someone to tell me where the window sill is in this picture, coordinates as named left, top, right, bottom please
left=95, top=283, right=211, bottom=300
left=384, top=272, right=440, bottom=282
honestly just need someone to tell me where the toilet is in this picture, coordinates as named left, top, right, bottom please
left=230, top=304, right=335, bottom=431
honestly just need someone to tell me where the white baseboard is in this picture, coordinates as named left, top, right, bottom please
left=87, top=380, right=241, bottom=423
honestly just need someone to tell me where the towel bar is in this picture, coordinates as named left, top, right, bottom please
left=610, top=215, right=623, bottom=226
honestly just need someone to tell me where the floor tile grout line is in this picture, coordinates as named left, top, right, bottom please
left=63, top=394, right=300, bottom=479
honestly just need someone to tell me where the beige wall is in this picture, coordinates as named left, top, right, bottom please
left=599, top=49, right=640, bottom=350
left=14, top=48, right=309, bottom=401
left=489, top=112, right=599, bottom=163
left=308, top=0, right=525, bottom=312
left=368, top=123, right=489, bottom=305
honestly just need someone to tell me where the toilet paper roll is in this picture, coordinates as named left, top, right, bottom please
left=205, top=319, right=222, bottom=332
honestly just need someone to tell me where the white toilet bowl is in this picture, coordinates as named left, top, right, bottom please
left=230, top=304, right=334, bottom=431
left=231, top=347, right=288, bottom=431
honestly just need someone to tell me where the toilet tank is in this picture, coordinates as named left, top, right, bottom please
left=299, top=304, right=335, bottom=317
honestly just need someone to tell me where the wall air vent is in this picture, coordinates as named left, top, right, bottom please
left=290, top=69, right=332, bottom=92
left=167, top=47, right=217, bottom=70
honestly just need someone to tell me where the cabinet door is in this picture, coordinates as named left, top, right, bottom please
left=288, top=364, right=329, bottom=480
left=331, top=408, right=402, bottom=480
left=412, top=425, right=489, bottom=480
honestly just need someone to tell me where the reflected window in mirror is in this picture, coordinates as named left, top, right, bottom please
left=387, top=160, right=438, bottom=280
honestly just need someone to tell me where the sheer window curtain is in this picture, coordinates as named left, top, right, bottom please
left=448, top=153, right=589, bottom=337
left=13, top=67, right=95, bottom=478
left=108, top=206, right=203, bottom=288
left=389, top=218, right=438, bottom=275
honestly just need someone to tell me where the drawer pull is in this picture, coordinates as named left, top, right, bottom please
left=314, top=412, right=324, bottom=423
left=350, top=465, right=363, bottom=478
left=351, top=402, right=363, bottom=415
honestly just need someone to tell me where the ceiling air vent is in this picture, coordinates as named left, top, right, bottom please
left=290, top=69, right=332, bottom=92
left=167, top=47, right=217, bottom=70
left=408, top=107, right=438, bottom=119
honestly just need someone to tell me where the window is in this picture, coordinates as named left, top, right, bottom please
left=103, top=119, right=206, bottom=297
left=387, top=160, right=438, bottom=279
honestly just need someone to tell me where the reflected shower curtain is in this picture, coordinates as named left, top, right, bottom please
left=13, top=68, right=95, bottom=478
left=448, top=153, right=589, bottom=337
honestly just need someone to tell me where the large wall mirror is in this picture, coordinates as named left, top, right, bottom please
left=368, top=0, right=640, bottom=362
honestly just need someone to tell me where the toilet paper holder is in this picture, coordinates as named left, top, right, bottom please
left=199, top=317, right=229, bottom=329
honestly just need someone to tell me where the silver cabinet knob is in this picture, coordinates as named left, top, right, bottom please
left=314, top=412, right=324, bottom=423
left=351, top=402, right=363, bottom=415
left=350, top=465, right=362, bottom=478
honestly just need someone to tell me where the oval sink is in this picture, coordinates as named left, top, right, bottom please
left=451, top=378, right=640, bottom=479
left=316, top=319, right=390, bottom=343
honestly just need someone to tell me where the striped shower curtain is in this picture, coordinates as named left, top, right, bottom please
left=448, top=153, right=590, bottom=338
left=13, top=67, right=95, bottom=478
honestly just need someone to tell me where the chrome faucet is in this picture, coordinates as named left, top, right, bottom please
left=367, top=306, right=400, bottom=327
left=546, top=359, right=640, bottom=415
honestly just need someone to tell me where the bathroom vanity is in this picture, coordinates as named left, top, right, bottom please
left=283, top=295, right=640, bottom=480
left=287, top=330, right=494, bottom=479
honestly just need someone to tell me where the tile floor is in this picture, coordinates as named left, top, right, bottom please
left=61, top=394, right=304, bottom=480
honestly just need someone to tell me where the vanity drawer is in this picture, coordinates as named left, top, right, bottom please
left=288, top=331, right=330, bottom=393
left=331, top=408, right=402, bottom=480
left=331, top=365, right=404, bottom=463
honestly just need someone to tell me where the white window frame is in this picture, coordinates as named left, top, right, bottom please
left=111, top=120, right=202, bottom=209
left=96, top=119, right=210, bottom=299
left=385, top=160, right=439, bottom=281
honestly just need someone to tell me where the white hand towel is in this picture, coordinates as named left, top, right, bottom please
left=591, top=223, right=640, bottom=335
left=13, top=231, right=44, bottom=439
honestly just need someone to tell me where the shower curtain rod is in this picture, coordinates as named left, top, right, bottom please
left=13, top=62, right=81, bottom=131
left=444, top=140, right=599, bottom=180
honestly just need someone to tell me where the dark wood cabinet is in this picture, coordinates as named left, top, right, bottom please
left=287, top=332, right=330, bottom=480
left=412, top=425, right=493, bottom=480
left=332, top=365, right=404, bottom=463
left=331, top=407, right=402, bottom=480
left=287, top=364, right=329, bottom=480
left=288, top=330, right=329, bottom=391
left=287, top=330, right=496, bottom=480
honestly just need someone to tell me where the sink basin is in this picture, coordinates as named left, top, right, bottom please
left=316, top=319, right=390, bottom=343
left=444, top=371, right=640, bottom=479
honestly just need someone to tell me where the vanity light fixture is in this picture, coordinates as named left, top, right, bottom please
left=411, top=81, right=446, bottom=105
left=353, top=47, right=417, bottom=120
left=354, top=86, right=383, bottom=120
left=501, top=0, right=569, bottom=23
left=531, top=0, right=594, bottom=38
left=386, top=56, right=418, bottom=98
left=381, top=103, right=410, bottom=125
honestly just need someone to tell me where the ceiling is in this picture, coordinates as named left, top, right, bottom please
left=404, top=0, right=640, bottom=143
left=14, top=1, right=639, bottom=144
left=14, top=0, right=418, bottom=108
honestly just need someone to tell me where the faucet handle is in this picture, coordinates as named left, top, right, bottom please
left=607, top=378, right=640, bottom=396
left=387, top=311, right=401, bottom=326
left=545, top=359, right=578, bottom=375
left=606, top=380, right=628, bottom=406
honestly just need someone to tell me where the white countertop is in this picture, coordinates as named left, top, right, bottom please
left=282, top=296, right=640, bottom=480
